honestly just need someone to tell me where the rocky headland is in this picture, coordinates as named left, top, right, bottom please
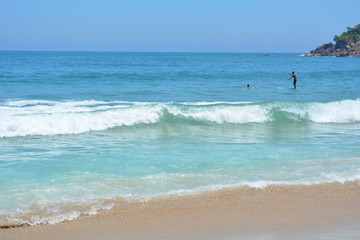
left=305, top=24, right=360, bottom=57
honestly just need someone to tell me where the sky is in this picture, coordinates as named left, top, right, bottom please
left=0, top=0, right=359, bottom=52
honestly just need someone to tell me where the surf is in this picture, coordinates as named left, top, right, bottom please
left=1, top=99, right=359, bottom=138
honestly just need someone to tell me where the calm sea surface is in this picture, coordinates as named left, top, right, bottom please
left=1, top=51, right=359, bottom=226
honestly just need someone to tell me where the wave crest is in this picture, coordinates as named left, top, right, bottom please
left=0, top=99, right=359, bottom=137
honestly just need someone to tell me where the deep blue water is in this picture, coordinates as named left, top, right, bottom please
left=1, top=51, right=359, bottom=102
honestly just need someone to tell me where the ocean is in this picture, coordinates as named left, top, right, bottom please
left=0, top=51, right=359, bottom=227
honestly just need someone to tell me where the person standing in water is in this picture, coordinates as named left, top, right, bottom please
left=288, top=72, right=297, bottom=89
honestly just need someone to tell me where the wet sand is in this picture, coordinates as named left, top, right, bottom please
left=2, top=182, right=360, bottom=240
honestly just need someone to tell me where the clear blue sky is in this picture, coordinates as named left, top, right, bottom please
left=1, top=0, right=359, bottom=52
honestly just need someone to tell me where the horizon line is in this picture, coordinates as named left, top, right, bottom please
left=0, top=49, right=305, bottom=54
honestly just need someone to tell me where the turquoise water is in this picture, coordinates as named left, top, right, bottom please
left=0, top=51, right=360, bottom=226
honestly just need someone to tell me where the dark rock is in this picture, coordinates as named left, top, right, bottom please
left=335, top=41, right=347, bottom=49
left=305, top=40, right=360, bottom=57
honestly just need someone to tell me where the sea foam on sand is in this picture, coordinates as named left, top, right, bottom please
left=2, top=181, right=360, bottom=240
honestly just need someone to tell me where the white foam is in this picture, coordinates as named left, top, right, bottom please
left=28, top=211, right=82, bottom=226
left=1, top=99, right=359, bottom=137
left=0, top=103, right=164, bottom=137
left=182, top=101, right=253, bottom=106
left=119, top=177, right=360, bottom=203
left=0, top=199, right=115, bottom=227
left=2, top=170, right=360, bottom=227
left=321, top=172, right=360, bottom=184
left=307, top=100, right=360, bottom=123
left=168, top=105, right=270, bottom=124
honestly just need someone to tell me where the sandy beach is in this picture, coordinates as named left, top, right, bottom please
left=2, top=181, right=360, bottom=240
left=2, top=1, right=360, bottom=239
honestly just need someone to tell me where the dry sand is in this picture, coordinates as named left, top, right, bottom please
left=2, top=182, right=360, bottom=240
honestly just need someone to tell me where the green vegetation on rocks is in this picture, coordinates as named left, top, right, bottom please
left=334, top=24, right=360, bottom=45
left=305, top=24, right=360, bottom=57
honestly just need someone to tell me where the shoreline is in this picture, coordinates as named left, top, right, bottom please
left=2, top=181, right=360, bottom=239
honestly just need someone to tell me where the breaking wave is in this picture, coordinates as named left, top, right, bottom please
left=0, top=99, right=359, bottom=137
